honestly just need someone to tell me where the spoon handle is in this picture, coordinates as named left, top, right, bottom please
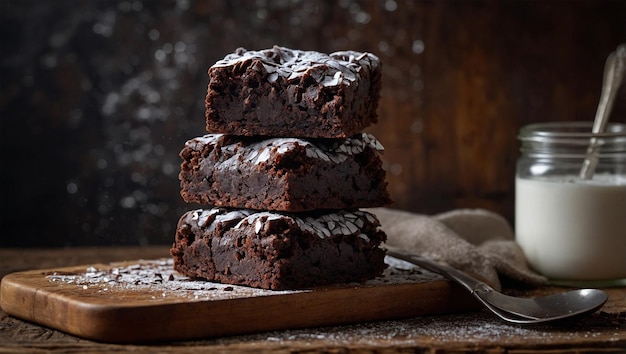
left=580, top=43, right=626, bottom=179
left=386, top=250, right=494, bottom=294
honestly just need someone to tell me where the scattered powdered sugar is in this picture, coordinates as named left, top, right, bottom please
left=44, top=257, right=442, bottom=302
left=261, top=316, right=537, bottom=345
left=203, top=312, right=624, bottom=350
left=46, top=258, right=301, bottom=301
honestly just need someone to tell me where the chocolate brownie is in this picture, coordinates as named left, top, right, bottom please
left=170, top=208, right=388, bottom=290
left=205, top=46, right=382, bottom=138
left=179, top=133, right=392, bottom=212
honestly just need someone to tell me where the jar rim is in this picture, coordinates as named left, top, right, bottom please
left=519, top=121, right=626, bottom=141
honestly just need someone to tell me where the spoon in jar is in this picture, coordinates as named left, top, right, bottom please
left=387, top=250, right=608, bottom=324
left=579, top=43, right=626, bottom=179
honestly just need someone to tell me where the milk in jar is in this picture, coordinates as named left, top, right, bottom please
left=516, top=175, right=626, bottom=280
left=515, top=122, right=626, bottom=283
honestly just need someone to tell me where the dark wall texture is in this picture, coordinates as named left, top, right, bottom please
left=1, top=0, right=625, bottom=247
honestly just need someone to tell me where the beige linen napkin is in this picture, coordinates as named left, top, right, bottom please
left=368, top=207, right=547, bottom=290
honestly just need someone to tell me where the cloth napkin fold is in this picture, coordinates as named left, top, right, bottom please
left=368, top=207, right=547, bottom=290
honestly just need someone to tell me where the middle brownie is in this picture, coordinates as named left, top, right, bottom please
left=179, top=133, right=392, bottom=212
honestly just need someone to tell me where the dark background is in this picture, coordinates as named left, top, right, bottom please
left=1, top=0, right=625, bottom=247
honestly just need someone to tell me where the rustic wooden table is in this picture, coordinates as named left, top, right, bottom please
left=1, top=247, right=624, bottom=353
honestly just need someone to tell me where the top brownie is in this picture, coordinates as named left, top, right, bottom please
left=205, top=46, right=382, bottom=138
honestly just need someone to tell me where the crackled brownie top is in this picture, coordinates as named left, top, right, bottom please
left=187, top=207, right=383, bottom=242
left=211, top=46, right=380, bottom=88
left=185, top=132, right=384, bottom=166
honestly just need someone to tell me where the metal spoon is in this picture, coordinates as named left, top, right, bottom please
left=387, top=250, right=608, bottom=324
left=579, top=43, right=626, bottom=179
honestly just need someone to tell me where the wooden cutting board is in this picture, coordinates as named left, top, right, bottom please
left=0, top=257, right=478, bottom=343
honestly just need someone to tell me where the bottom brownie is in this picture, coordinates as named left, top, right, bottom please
left=171, top=208, right=388, bottom=290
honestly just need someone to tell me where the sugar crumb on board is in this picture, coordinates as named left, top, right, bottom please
left=44, top=256, right=443, bottom=302
left=45, top=258, right=299, bottom=301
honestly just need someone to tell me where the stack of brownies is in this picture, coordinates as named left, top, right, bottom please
left=170, top=46, right=392, bottom=290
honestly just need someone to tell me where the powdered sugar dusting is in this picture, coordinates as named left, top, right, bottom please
left=210, top=46, right=379, bottom=87
left=187, top=132, right=384, bottom=168
left=187, top=208, right=386, bottom=242
left=204, top=312, right=624, bottom=350
left=44, top=257, right=443, bottom=302
left=46, top=258, right=301, bottom=301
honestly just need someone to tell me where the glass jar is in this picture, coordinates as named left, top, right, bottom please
left=515, top=121, right=626, bottom=285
